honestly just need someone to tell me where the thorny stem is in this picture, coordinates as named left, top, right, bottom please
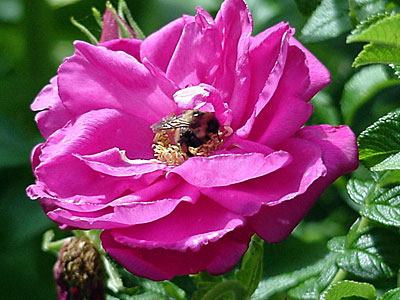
left=201, top=280, right=249, bottom=300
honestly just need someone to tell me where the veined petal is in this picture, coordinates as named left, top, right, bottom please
left=249, top=125, right=358, bottom=242
left=58, top=41, right=177, bottom=123
left=170, top=151, right=291, bottom=188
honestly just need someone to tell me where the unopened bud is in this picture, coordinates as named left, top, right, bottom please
left=54, top=236, right=105, bottom=300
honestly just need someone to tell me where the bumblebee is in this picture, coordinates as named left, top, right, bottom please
left=151, top=110, right=220, bottom=157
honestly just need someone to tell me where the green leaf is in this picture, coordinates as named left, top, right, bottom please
left=347, top=13, right=389, bottom=43
left=191, top=272, right=224, bottom=300
left=347, top=174, right=400, bottom=227
left=371, top=152, right=400, bottom=171
left=235, top=235, right=264, bottom=296
left=358, top=110, right=400, bottom=167
left=340, top=65, right=399, bottom=125
left=353, top=43, right=400, bottom=67
left=252, top=253, right=338, bottom=300
left=352, top=0, right=388, bottom=22
left=294, top=0, right=321, bottom=16
left=300, top=0, right=352, bottom=43
left=380, top=287, right=400, bottom=300
left=328, top=227, right=400, bottom=280
left=320, top=280, right=376, bottom=300
left=347, top=13, right=400, bottom=46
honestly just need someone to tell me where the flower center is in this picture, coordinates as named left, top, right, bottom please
left=151, top=110, right=229, bottom=166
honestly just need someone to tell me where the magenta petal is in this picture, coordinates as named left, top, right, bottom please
left=171, top=151, right=291, bottom=187
left=290, top=38, right=331, bottom=100
left=249, top=125, right=358, bottom=242
left=237, top=24, right=293, bottom=137
left=213, top=0, right=253, bottom=129
left=101, top=226, right=251, bottom=280
left=201, top=137, right=327, bottom=216
left=100, top=38, right=142, bottom=61
left=58, top=41, right=177, bottom=123
left=31, top=77, right=72, bottom=138
left=166, top=8, right=222, bottom=88
left=140, top=16, right=194, bottom=72
left=75, top=148, right=167, bottom=178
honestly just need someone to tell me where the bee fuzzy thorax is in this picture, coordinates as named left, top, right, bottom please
left=151, top=110, right=225, bottom=166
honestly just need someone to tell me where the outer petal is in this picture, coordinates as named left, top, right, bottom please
left=31, top=77, right=72, bottom=138
left=201, top=137, right=327, bottom=216
left=27, top=109, right=154, bottom=210
left=170, top=151, right=291, bottom=188
left=290, top=38, right=330, bottom=100
left=248, top=45, right=313, bottom=147
left=249, top=125, right=358, bottom=242
left=101, top=197, right=252, bottom=280
left=140, top=16, right=194, bottom=72
left=58, top=41, right=177, bottom=123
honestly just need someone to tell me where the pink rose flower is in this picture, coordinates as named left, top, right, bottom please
left=27, top=0, right=358, bottom=280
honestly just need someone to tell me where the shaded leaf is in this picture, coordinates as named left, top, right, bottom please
left=328, top=227, right=400, bottom=280
left=389, top=63, right=400, bottom=78
left=358, top=110, right=400, bottom=167
left=252, top=253, right=338, bottom=300
left=371, top=152, right=400, bottom=171
left=320, top=280, right=376, bottom=300
left=300, top=0, right=352, bottom=43
left=294, top=0, right=321, bottom=16
left=353, top=43, right=400, bottom=67
left=311, top=92, right=341, bottom=125
left=340, top=65, right=399, bottom=125
left=352, top=0, right=388, bottom=21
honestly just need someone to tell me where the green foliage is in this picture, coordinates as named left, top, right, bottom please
left=235, top=235, right=264, bottom=296
left=358, top=110, right=400, bottom=167
left=353, top=43, right=400, bottom=67
left=300, top=0, right=352, bottom=43
left=380, top=287, right=400, bottom=300
left=340, top=65, right=399, bottom=125
left=320, top=280, right=376, bottom=300
left=328, top=225, right=400, bottom=280
left=294, top=0, right=321, bottom=16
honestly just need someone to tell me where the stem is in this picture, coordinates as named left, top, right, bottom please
left=330, top=269, right=348, bottom=285
left=70, top=17, right=99, bottom=44
left=201, top=280, right=249, bottom=300
left=348, top=0, right=358, bottom=27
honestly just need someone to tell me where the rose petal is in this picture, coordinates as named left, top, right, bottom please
left=214, top=0, right=253, bottom=129
left=140, top=16, right=194, bottom=72
left=74, top=148, right=167, bottom=177
left=249, top=125, right=358, bottom=242
left=166, top=8, right=222, bottom=88
left=58, top=41, right=177, bottom=123
left=170, top=151, right=291, bottom=187
left=201, top=137, right=327, bottom=216
left=101, top=226, right=251, bottom=280
left=31, top=77, right=72, bottom=138
left=290, top=38, right=331, bottom=100
left=100, top=38, right=142, bottom=61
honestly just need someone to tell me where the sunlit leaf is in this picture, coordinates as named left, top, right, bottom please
left=380, top=287, right=400, bottom=300
left=328, top=227, right=400, bottom=279
left=47, top=0, right=83, bottom=9
left=347, top=13, right=400, bottom=46
left=371, top=152, right=400, bottom=171
left=358, top=110, right=400, bottom=167
left=353, top=43, right=400, bottom=67
left=320, top=280, right=376, bottom=300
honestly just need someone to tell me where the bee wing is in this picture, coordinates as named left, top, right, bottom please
left=151, top=115, right=191, bottom=131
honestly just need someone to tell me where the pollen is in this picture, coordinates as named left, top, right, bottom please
left=152, top=130, right=223, bottom=166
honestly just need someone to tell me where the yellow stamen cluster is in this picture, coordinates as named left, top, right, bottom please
left=152, top=130, right=223, bottom=166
